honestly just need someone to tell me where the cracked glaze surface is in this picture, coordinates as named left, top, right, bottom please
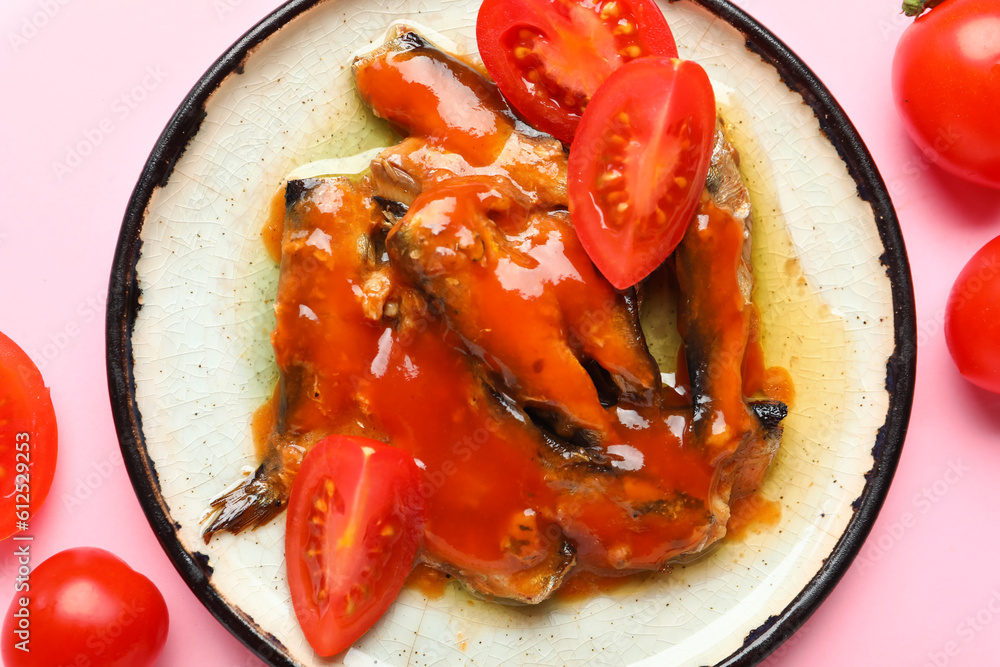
left=129, top=1, right=896, bottom=665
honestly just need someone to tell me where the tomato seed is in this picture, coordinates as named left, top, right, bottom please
left=598, top=170, right=623, bottom=187
left=603, top=190, right=626, bottom=205
left=614, top=21, right=636, bottom=36
left=601, top=2, right=622, bottom=20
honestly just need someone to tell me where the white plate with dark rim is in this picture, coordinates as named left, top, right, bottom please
left=106, top=1, right=916, bottom=665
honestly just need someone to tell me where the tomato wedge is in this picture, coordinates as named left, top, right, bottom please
left=285, top=435, right=425, bottom=656
left=477, top=0, right=678, bottom=143
left=0, top=331, right=57, bottom=541
left=568, top=56, right=716, bottom=289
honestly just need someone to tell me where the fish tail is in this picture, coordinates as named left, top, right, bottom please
left=201, top=457, right=289, bottom=543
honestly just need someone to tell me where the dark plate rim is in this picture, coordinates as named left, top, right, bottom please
left=105, top=1, right=917, bottom=665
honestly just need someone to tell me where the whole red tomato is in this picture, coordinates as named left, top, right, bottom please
left=1, top=548, right=169, bottom=667
left=946, top=235, right=1000, bottom=393
left=892, top=0, right=1000, bottom=188
left=0, top=331, right=57, bottom=541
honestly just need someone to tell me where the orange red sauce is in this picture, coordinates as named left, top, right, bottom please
left=726, top=492, right=783, bottom=541
left=263, top=178, right=783, bottom=591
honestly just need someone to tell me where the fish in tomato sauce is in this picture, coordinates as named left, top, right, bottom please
left=355, top=29, right=568, bottom=210
left=203, top=28, right=787, bottom=601
left=386, top=176, right=660, bottom=440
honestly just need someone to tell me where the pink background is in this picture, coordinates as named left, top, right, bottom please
left=2, top=1, right=1000, bottom=665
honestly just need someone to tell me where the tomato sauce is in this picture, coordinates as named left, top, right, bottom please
left=405, top=563, right=452, bottom=598
left=353, top=31, right=515, bottom=167
left=250, top=389, right=280, bottom=462
left=261, top=184, right=286, bottom=264
left=761, top=366, right=795, bottom=406
left=742, top=307, right=766, bottom=397
left=726, top=492, right=782, bottom=541
left=554, top=570, right=655, bottom=603
left=267, top=174, right=778, bottom=594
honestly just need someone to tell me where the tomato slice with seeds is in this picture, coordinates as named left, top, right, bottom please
left=568, top=56, right=716, bottom=289
left=285, top=435, right=425, bottom=657
left=477, top=0, right=678, bottom=143
left=0, top=331, right=57, bottom=541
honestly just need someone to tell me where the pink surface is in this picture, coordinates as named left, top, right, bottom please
left=2, top=1, right=999, bottom=665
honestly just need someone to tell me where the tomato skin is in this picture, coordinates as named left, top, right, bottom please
left=568, top=56, right=716, bottom=289
left=0, top=331, right=57, bottom=541
left=477, top=0, right=678, bottom=142
left=892, top=0, right=1000, bottom=188
left=1, top=548, right=169, bottom=667
left=945, top=235, right=1000, bottom=393
left=285, top=435, right=425, bottom=657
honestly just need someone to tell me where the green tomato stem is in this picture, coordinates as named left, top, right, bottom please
left=902, top=0, right=946, bottom=17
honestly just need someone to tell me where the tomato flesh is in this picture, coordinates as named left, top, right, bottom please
left=1, top=548, right=168, bottom=667
left=0, top=331, right=57, bottom=541
left=285, top=435, right=425, bottom=656
left=568, top=56, right=716, bottom=289
left=892, top=0, right=1000, bottom=188
left=946, top=235, right=1000, bottom=393
left=477, top=0, right=678, bottom=142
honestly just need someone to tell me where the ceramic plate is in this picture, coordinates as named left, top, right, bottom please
left=107, top=1, right=916, bottom=665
